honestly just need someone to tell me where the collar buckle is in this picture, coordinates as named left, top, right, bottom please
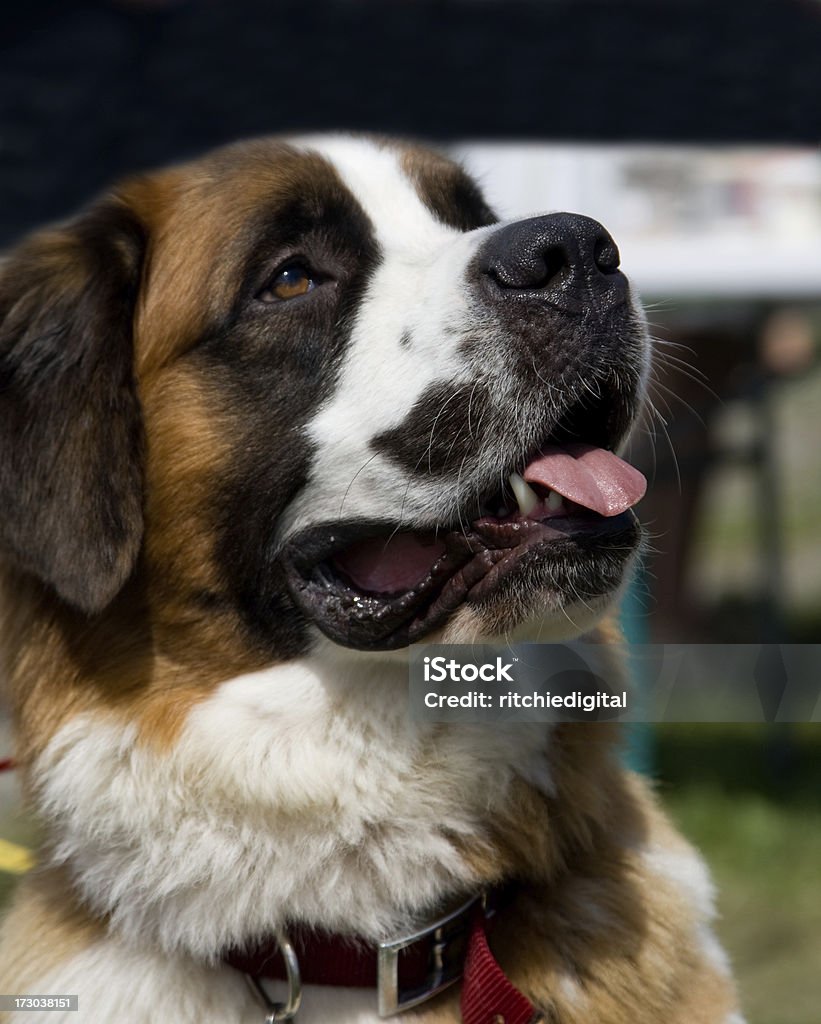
left=377, top=892, right=487, bottom=1017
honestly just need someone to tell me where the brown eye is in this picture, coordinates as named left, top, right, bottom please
left=261, top=263, right=316, bottom=302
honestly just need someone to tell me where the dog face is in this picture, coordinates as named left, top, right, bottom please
left=0, top=136, right=648, bottom=665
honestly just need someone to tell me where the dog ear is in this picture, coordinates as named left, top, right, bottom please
left=0, top=197, right=146, bottom=613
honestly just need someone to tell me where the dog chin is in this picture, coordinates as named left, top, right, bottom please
left=440, top=576, right=632, bottom=646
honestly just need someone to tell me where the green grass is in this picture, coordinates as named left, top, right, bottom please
left=655, top=725, right=821, bottom=1024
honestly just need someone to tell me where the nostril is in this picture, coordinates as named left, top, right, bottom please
left=541, top=245, right=567, bottom=287
left=489, top=242, right=569, bottom=291
left=594, top=234, right=621, bottom=275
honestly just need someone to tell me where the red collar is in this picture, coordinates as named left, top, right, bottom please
left=223, top=887, right=539, bottom=1022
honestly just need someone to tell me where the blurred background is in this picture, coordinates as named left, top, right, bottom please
left=1, top=2, right=820, bottom=1021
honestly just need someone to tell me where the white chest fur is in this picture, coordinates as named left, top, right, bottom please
left=36, top=653, right=554, bottom=959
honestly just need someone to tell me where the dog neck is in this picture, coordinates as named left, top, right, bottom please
left=9, top=584, right=632, bottom=964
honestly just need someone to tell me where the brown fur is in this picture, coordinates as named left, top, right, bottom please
left=493, top=775, right=737, bottom=1023
left=0, top=868, right=104, bottom=996
left=0, top=143, right=351, bottom=763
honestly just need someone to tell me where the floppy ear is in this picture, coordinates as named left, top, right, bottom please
left=0, top=197, right=146, bottom=613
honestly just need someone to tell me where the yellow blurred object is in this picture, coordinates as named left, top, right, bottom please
left=0, top=838, right=33, bottom=875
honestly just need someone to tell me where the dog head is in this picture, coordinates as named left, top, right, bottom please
left=0, top=136, right=649, bottom=663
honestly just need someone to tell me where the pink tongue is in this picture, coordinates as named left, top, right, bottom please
left=334, top=533, right=446, bottom=595
left=523, top=443, right=647, bottom=516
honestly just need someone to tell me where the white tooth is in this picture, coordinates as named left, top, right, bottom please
left=547, top=490, right=563, bottom=512
left=509, top=472, right=540, bottom=515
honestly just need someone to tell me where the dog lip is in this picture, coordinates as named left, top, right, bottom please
left=463, top=511, right=638, bottom=603
left=281, top=522, right=475, bottom=650
left=281, top=511, right=638, bottom=651
left=471, top=511, right=619, bottom=546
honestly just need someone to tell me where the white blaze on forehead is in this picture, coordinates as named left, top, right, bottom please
left=294, top=135, right=457, bottom=250
left=279, top=136, right=499, bottom=540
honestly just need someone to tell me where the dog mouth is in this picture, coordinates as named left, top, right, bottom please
left=283, top=397, right=647, bottom=651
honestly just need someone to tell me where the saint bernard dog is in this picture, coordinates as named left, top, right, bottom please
left=0, top=136, right=742, bottom=1023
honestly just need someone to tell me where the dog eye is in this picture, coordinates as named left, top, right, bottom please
left=260, top=262, right=317, bottom=302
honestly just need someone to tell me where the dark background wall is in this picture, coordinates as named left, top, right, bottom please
left=2, top=0, right=821, bottom=244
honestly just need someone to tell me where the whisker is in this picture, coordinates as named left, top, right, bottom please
left=339, top=451, right=381, bottom=516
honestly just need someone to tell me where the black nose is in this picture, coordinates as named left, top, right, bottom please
left=479, top=213, right=627, bottom=312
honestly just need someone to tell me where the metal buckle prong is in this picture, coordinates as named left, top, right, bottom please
left=245, top=930, right=302, bottom=1023
left=377, top=893, right=483, bottom=1018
